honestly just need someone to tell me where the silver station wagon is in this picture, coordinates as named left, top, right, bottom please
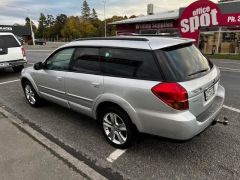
left=21, top=37, right=225, bottom=148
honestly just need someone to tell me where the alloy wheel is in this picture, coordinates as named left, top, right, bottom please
left=103, top=112, right=128, bottom=145
left=25, top=84, right=36, bottom=105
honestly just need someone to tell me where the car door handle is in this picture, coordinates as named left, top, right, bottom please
left=91, top=82, right=100, bottom=88
left=56, top=77, right=63, bottom=81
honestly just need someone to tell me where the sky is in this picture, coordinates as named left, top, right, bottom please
left=0, top=0, right=218, bottom=26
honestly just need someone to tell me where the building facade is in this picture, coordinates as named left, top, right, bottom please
left=0, top=25, right=32, bottom=42
left=110, top=0, right=240, bottom=54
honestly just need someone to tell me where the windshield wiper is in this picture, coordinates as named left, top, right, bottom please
left=187, top=69, right=209, bottom=77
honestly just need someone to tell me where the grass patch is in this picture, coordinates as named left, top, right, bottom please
left=205, top=54, right=240, bottom=60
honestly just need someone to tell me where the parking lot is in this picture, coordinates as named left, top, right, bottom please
left=0, top=50, right=240, bottom=179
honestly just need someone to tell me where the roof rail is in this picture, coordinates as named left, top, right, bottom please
left=73, top=37, right=149, bottom=42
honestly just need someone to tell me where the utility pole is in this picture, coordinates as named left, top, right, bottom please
left=103, top=0, right=107, bottom=37
left=6, top=5, right=35, bottom=46
left=28, top=11, right=36, bottom=46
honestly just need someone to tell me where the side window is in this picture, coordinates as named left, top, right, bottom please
left=69, top=48, right=100, bottom=74
left=45, top=48, right=74, bottom=71
left=101, top=48, right=162, bottom=81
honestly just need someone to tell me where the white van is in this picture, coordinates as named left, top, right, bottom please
left=0, top=32, right=27, bottom=72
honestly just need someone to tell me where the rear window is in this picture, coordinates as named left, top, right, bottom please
left=101, top=48, right=162, bottom=81
left=158, top=44, right=212, bottom=81
left=0, top=35, right=20, bottom=48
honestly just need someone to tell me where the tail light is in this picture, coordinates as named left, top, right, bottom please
left=151, top=83, right=189, bottom=110
left=21, top=47, right=26, bottom=57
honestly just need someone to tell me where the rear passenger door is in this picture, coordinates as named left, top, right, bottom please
left=65, top=47, right=103, bottom=116
left=100, top=48, right=164, bottom=119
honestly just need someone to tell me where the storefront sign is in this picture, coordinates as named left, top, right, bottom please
left=179, top=0, right=240, bottom=43
left=0, top=26, right=13, bottom=31
left=136, top=22, right=174, bottom=30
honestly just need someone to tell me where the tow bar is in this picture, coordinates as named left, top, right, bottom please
left=212, top=117, right=229, bottom=126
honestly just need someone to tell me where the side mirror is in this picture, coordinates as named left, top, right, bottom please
left=33, top=62, right=43, bottom=70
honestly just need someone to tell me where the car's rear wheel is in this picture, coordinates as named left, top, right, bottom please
left=100, top=107, right=133, bottom=149
left=23, top=81, right=42, bottom=107
left=12, top=65, right=24, bottom=73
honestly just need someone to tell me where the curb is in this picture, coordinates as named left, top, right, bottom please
left=0, top=107, right=107, bottom=180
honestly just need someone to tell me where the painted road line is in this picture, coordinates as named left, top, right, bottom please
left=0, top=79, right=20, bottom=85
left=0, top=107, right=107, bottom=180
left=218, top=67, right=240, bottom=72
left=223, top=105, right=240, bottom=113
left=106, top=149, right=127, bottom=163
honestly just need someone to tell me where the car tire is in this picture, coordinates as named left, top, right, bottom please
left=12, top=65, right=24, bottom=73
left=23, top=81, right=43, bottom=107
left=99, top=106, right=134, bottom=149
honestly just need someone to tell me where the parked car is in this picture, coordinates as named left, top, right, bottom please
left=0, top=32, right=27, bottom=72
left=21, top=37, right=225, bottom=148
left=35, top=39, right=46, bottom=45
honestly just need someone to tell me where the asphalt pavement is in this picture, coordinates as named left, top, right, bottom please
left=0, top=50, right=239, bottom=180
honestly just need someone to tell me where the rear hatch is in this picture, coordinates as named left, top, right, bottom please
left=0, top=34, right=23, bottom=63
left=157, top=43, right=220, bottom=117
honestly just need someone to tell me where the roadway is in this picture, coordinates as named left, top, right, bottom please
left=0, top=50, right=239, bottom=179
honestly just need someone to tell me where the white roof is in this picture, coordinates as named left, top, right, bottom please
left=109, top=10, right=179, bottom=25
left=61, top=36, right=195, bottom=50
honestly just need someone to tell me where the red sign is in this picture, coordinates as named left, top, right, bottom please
left=179, top=0, right=240, bottom=43
left=136, top=22, right=174, bottom=30
left=221, top=13, right=240, bottom=26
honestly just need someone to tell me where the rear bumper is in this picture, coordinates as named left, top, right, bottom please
left=0, top=59, right=27, bottom=68
left=138, top=85, right=225, bottom=140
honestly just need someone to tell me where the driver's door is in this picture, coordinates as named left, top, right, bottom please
left=32, top=48, right=75, bottom=107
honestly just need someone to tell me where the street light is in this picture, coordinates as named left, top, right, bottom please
left=6, top=5, right=35, bottom=46
left=103, top=0, right=107, bottom=37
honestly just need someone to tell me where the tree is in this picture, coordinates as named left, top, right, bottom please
left=25, top=17, right=31, bottom=26
left=53, top=14, right=67, bottom=40
left=91, top=8, right=98, bottom=20
left=79, top=19, right=97, bottom=37
left=46, top=15, right=55, bottom=27
left=129, top=15, right=137, bottom=19
left=25, top=17, right=37, bottom=34
left=81, top=0, right=91, bottom=20
left=36, top=13, right=47, bottom=38
left=61, top=16, right=81, bottom=40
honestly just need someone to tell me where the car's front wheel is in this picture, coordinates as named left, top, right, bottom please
left=23, top=81, right=42, bottom=107
left=100, top=107, right=134, bottom=149
left=12, top=65, right=24, bottom=73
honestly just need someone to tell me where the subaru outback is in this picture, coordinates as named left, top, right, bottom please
left=21, top=37, right=225, bottom=148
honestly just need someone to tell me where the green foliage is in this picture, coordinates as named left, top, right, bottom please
left=31, top=3, right=136, bottom=40
left=36, top=13, right=47, bottom=38
left=61, top=16, right=81, bottom=40
left=82, top=0, right=91, bottom=20
left=91, top=8, right=98, bottom=20
left=206, top=54, right=240, bottom=60
left=25, top=17, right=37, bottom=34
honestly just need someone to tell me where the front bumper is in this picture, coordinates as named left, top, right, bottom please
left=0, top=59, right=27, bottom=68
left=138, top=85, right=225, bottom=140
